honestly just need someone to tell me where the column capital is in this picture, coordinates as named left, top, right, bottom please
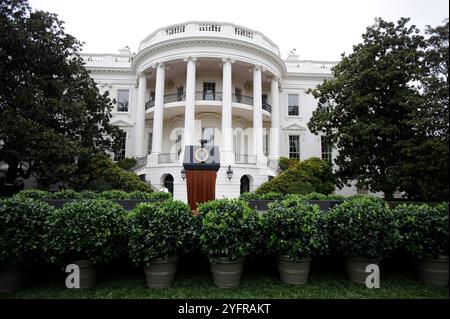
left=183, top=56, right=197, bottom=63
left=221, top=57, right=235, bottom=64
left=253, top=64, right=262, bottom=71
left=152, top=61, right=165, bottom=69
left=271, top=75, right=281, bottom=82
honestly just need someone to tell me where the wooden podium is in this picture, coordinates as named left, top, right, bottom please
left=183, top=143, right=220, bottom=212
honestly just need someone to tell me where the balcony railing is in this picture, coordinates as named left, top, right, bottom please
left=235, top=154, right=257, bottom=165
left=164, top=93, right=186, bottom=103
left=195, top=91, right=222, bottom=101
left=262, top=102, right=271, bottom=113
left=145, top=100, right=154, bottom=110
left=232, top=93, right=253, bottom=106
left=158, top=153, right=180, bottom=164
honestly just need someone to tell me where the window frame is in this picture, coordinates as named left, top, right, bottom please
left=321, top=136, right=333, bottom=163
left=117, top=89, right=130, bottom=112
left=288, top=135, right=300, bottom=159
left=287, top=94, right=299, bottom=117
left=114, top=131, right=127, bottom=161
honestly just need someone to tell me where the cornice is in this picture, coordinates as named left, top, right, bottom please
left=132, top=37, right=287, bottom=76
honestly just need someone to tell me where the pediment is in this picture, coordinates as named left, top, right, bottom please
left=282, top=122, right=308, bottom=131
left=110, top=118, right=134, bottom=126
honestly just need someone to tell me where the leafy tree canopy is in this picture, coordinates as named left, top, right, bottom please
left=307, top=17, right=448, bottom=201
left=0, top=0, right=122, bottom=195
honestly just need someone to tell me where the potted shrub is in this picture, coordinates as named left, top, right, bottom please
left=264, top=197, right=328, bottom=285
left=0, top=197, right=53, bottom=293
left=127, top=200, right=196, bottom=288
left=12, top=189, right=50, bottom=200
left=327, top=196, right=400, bottom=284
left=395, top=202, right=449, bottom=286
left=43, top=199, right=127, bottom=288
left=197, top=199, right=259, bottom=288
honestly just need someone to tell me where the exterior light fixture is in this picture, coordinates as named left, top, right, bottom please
left=226, top=165, right=233, bottom=181
left=181, top=169, right=186, bottom=181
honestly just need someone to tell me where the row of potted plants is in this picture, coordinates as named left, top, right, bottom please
left=0, top=195, right=448, bottom=292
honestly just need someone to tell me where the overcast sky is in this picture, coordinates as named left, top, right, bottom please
left=29, top=0, right=448, bottom=61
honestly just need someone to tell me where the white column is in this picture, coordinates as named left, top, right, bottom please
left=183, top=57, right=196, bottom=147
left=269, top=76, right=280, bottom=161
left=150, top=63, right=165, bottom=162
left=253, top=65, right=265, bottom=166
left=221, top=58, right=234, bottom=164
left=134, top=73, right=147, bottom=157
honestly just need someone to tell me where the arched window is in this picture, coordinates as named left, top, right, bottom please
left=240, top=175, right=250, bottom=194
left=164, top=174, right=174, bottom=195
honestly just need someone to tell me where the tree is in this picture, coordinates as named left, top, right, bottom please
left=307, top=17, right=448, bottom=200
left=392, top=20, right=449, bottom=201
left=0, top=0, right=122, bottom=194
left=256, top=157, right=335, bottom=195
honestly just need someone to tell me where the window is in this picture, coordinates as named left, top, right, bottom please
left=263, top=133, right=268, bottom=156
left=202, top=127, right=215, bottom=146
left=177, top=86, right=184, bottom=101
left=289, top=135, right=300, bottom=159
left=114, top=131, right=126, bottom=161
left=240, top=175, right=250, bottom=194
left=117, top=90, right=129, bottom=112
left=147, top=132, right=153, bottom=154
left=262, top=94, right=268, bottom=104
left=321, top=136, right=333, bottom=163
left=235, top=87, right=242, bottom=103
left=203, top=82, right=215, bottom=100
left=288, top=94, right=299, bottom=116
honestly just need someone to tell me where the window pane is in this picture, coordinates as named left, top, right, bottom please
left=147, top=132, right=153, bottom=154
left=117, top=90, right=129, bottom=112
left=321, top=136, right=332, bottom=163
left=289, top=135, right=300, bottom=159
left=288, top=94, right=299, bottom=116
left=114, top=131, right=126, bottom=161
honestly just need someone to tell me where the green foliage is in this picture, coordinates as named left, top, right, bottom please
left=138, top=191, right=172, bottom=201
left=197, top=199, right=260, bottom=260
left=239, top=192, right=285, bottom=201
left=0, top=197, right=54, bottom=266
left=395, top=203, right=449, bottom=259
left=0, top=0, right=122, bottom=194
left=12, top=189, right=50, bottom=200
left=116, top=158, right=137, bottom=171
left=100, top=190, right=129, bottom=200
left=327, top=197, right=400, bottom=258
left=72, top=154, right=152, bottom=192
left=48, top=189, right=82, bottom=199
left=78, top=190, right=100, bottom=199
left=43, top=199, right=127, bottom=265
left=307, top=18, right=448, bottom=201
left=127, top=201, right=197, bottom=264
left=278, top=157, right=299, bottom=171
left=264, top=197, right=328, bottom=259
left=256, top=157, right=335, bottom=195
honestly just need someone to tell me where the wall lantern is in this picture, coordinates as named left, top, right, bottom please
left=226, top=165, right=233, bottom=181
left=181, top=169, right=186, bottom=181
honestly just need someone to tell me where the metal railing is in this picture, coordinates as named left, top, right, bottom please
left=235, top=154, right=257, bottom=165
left=132, top=156, right=147, bottom=170
left=145, top=100, right=154, bottom=110
left=164, top=93, right=186, bottom=103
left=195, top=91, right=222, bottom=101
left=158, top=153, right=180, bottom=164
left=262, top=102, right=272, bottom=113
left=232, top=94, right=253, bottom=106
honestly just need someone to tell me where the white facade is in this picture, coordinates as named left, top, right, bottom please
left=81, top=21, right=361, bottom=201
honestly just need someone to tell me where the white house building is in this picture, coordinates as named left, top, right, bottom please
left=81, top=21, right=363, bottom=201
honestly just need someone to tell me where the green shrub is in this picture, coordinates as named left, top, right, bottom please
left=395, top=202, right=449, bottom=259
left=278, top=157, right=299, bottom=171
left=117, top=158, right=137, bottom=171
left=127, top=191, right=171, bottom=201
left=197, top=199, right=260, bottom=260
left=256, top=157, right=335, bottom=195
left=299, top=192, right=329, bottom=200
left=49, top=189, right=82, bottom=199
left=327, top=197, right=400, bottom=258
left=79, top=190, right=100, bottom=199
left=264, top=197, right=328, bottom=259
left=239, top=191, right=285, bottom=201
left=0, top=197, right=54, bottom=266
left=127, top=201, right=197, bottom=264
left=13, top=189, right=50, bottom=200
left=86, top=178, right=112, bottom=192
left=100, top=190, right=129, bottom=200
left=43, top=199, right=127, bottom=265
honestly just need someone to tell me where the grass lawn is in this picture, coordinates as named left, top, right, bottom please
left=1, top=255, right=448, bottom=299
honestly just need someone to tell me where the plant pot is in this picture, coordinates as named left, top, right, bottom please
left=277, top=256, right=312, bottom=285
left=345, top=256, right=381, bottom=284
left=70, top=260, right=97, bottom=289
left=210, top=257, right=245, bottom=288
left=0, top=265, right=26, bottom=293
left=416, top=255, right=449, bottom=287
left=144, top=256, right=178, bottom=288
